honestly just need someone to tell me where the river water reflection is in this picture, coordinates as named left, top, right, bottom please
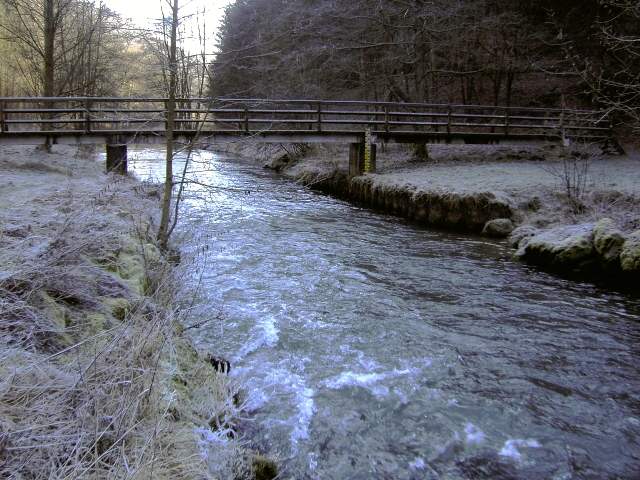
left=128, top=147, right=640, bottom=479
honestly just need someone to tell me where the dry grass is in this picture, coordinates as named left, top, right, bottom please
left=0, top=148, right=258, bottom=479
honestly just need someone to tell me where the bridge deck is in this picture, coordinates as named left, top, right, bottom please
left=0, top=97, right=612, bottom=146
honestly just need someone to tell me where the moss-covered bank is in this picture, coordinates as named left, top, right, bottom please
left=308, top=170, right=515, bottom=233
left=0, top=146, right=276, bottom=479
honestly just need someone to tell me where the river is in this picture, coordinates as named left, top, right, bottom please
left=127, top=147, right=640, bottom=479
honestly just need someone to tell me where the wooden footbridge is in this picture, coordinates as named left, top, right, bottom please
left=0, top=97, right=615, bottom=173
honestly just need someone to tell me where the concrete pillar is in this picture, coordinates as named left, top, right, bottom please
left=106, top=144, right=127, bottom=174
left=365, top=143, right=377, bottom=173
left=349, top=142, right=377, bottom=177
left=349, top=143, right=363, bottom=177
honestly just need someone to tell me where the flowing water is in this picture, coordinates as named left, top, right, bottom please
left=127, top=147, right=640, bottom=479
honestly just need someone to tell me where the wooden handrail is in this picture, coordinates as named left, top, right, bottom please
left=0, top=96, right=612, bottom=143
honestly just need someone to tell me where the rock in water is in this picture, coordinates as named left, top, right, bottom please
left=509, top=225, right=539, bottom=248
left=482, top=218, right=515, bottom=238
left=620, top=231, right=640, bottom=273
left=515, top=223, right=595, bottom=269
left=252, top=454, right=278, bottom=480
left=593, top=218, right=625, bottom=265
left=206, top=354, right=231, bottom=374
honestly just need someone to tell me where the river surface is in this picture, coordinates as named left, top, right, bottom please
left=127, top=147, right=640, bottom=479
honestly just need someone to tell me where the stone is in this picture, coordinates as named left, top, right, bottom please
left=509, top=225, right=539, bottom=248
left=620, top=231, right=640, bottom=273
left=252, top=454, right=278, bottom=480
left=518, top=196, right=542, bottom=212
left=207, top=354, right=231, bottom=374
left=515, top=223, right=595, bottom=268
left=482, top=218, right=514, bottom=238
left=593, top=218, right=625, bottom=265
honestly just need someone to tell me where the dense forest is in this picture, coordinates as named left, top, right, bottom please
left=211, top=0, right=639, bottom=128
left=0, top=1, right=637, bottom=129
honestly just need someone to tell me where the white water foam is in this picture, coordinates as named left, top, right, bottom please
left=248, top=364, right=317, bottom=451
left=464, top=423, right=485, bottom=445
left=234, top=316, right=279, bottom=360
left=291, top=386, right=315, bottom=446
left=499, top=438, right=541, bottom=460
left=308, top=451, right=319, bottom=471
left=322, top=369, right=411, bottom=398
left=356, top=350, right=382, bottom=371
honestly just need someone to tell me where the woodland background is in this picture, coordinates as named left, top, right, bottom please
left=0, top=0, right=638, bottom=129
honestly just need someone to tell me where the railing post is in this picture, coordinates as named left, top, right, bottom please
left=384, top=105, right=389, bottom=133
left=560, top=94, right=566, bottom=145
left=84, top=98, right=92, bottom=134
left=504, top=108, right=509, bottom=137
left=446, top=105, right=452, bottom=138
left=244, top=107, right=249, bottom=134
left=317, top=102, right=322, bottom=133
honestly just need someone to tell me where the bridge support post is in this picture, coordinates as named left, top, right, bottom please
left=106, top=144, right=127, bottom=174
left=349, top=141, right=376, bottom=177
left=349, top=143, right=363, bottom=177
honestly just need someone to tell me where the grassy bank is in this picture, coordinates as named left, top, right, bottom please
left=0, top=146, right=275, bottom=479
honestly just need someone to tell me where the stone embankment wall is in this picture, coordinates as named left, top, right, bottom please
left=297, top=169, right=639, bottom=285
left=310, top=171, right=516, bottom=233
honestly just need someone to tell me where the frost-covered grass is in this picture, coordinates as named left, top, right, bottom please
left=0, top=146, right=263, bottom=479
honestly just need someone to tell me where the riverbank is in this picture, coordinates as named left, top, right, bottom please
left=215, top=141, right=640, bottom=286
left=0, top=146, right=275, bottom=479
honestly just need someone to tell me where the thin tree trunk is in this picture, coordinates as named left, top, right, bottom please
left=43, top=0, right=55, bottom=97
left=43, top=0, right=55, bottom=151
left=157, top=0, right=179, bottom=250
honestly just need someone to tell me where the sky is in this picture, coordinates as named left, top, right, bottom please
left=104, top=0, right=232, bottom=52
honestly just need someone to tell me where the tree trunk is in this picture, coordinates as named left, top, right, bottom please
left=43, top=0, right=55, bottom=151
left=44, top=0, right=55, bottom=97
left=157, top=0, right=179, bottom=250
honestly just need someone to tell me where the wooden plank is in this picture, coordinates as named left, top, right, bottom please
left=3, top=108, right=85, bottom=114
left=5, top=119, right=86, bottom=124
left=89, top=118, right=165, bottom=123
left=388, top=120, right=448, bottom=127
left=86, top=108, right=165, bottom=114
left=0, top=96, right=605, bottom=116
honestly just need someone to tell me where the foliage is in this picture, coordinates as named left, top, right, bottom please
left=210, top=0, right=639, bottom=134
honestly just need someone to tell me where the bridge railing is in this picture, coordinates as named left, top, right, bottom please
left=0, top=97, right=612, bottom=142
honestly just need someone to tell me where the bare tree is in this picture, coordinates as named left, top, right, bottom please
left=157, top=0, right=179, bottom=251
left=0, top=0, right=129, bottom=96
